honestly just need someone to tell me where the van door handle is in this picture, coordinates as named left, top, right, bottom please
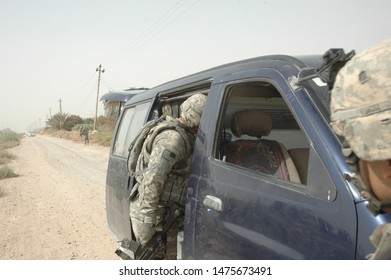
left=203, top=195, right=223, bottom=212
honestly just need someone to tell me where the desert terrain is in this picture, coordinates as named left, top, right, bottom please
left=0, top=134, right=118, bottom=260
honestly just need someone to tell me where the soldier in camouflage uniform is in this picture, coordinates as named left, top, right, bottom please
left=79, top=126, right=89, bottom=146
left=129, top=93, right=207, bottom=259
left=330, top=40, right=391, bottom=259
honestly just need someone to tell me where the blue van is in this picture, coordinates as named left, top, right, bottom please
left=105, top=49, right=391, bottom=259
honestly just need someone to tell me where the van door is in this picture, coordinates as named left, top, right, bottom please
left=106, top=101, right=151, bottom=240
left=186, top=69, right=358, bottom=259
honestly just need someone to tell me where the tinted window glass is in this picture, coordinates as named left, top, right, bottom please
left=113, top=102, right=150, bottom=157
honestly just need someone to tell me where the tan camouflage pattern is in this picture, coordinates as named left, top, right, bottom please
left=330, top=40, right=391, bottom=161
left=129, top=117, right=195, bottom=246
left=180, top=93, right=207, bottom=127
left=368, top=223, right=391, bottom=260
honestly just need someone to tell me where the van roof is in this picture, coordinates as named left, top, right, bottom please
left=126, top=53, right=324, bottom=105
left=100, top=89, right=147, bottom=103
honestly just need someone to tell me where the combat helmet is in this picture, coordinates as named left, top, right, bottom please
left=330, top=40, right=391, bottom=161
left=180, top=93, right=207, bottom=128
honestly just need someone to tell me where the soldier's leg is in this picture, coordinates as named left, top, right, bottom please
left=129, top=198, right=156, bottom=246
left=130, top=216, right=155, bottom=246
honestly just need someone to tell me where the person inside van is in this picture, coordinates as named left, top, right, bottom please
left=129, top=93, right=207, bottom=259
left=330, top=40, right=391, bottom=259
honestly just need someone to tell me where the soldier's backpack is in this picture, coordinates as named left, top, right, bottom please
left=127, top=115, right=165, bottom=177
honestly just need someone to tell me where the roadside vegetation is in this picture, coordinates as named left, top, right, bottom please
left=43, top=115, right=116, bottom=147
left=0, top=129, right=21, bottom=194
left=43, top=100, right=120, bottom=147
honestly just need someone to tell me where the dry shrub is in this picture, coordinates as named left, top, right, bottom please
left=50, top=130, right=85, bottom=144
left=0, top=151, right=16, bottom=165
left=0, top=165, right=18, bottom=180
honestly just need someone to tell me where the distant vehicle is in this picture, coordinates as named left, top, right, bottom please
left=26, top=132, right=35, bottom=137
left=105, top=49, right=391, bottom=259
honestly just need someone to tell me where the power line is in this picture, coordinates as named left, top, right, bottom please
left=154, top=0, right=201, bottom=38
left=67, top=71, right=99, bottom=115
left=100, top=77, right=132, bottom=90
left=104, top=0, right=188, bottom=66
left=105, top=0, right=200, bottom=67
left=73, top=79, right=97, bottom=112
left=71, top=71, right=97, bottom=97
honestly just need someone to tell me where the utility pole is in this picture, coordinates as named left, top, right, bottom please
left=94, top=64, right=105, bottom=131
left=58, top=98, right=62, bottom=114
left=58, top=98, right=63, bottom=130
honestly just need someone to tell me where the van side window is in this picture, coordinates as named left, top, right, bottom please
left=213, top=82, right=336, bottom=201
left=113, top=102, right=150, bottom=157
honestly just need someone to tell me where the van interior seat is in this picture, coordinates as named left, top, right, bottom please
left=225, top=109, right=301, bottom=184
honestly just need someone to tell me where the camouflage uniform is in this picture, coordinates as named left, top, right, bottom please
left=80, top=126, right=89, bottom=146
left=129, top=93, right=207, bottom=259
left=330, top=40, right=391, bottom=259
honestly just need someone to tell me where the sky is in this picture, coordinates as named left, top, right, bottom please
left=1, top=0, right=390, bottom=132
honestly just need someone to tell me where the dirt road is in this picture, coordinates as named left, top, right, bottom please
left=0, top=134, right=118, bottom=260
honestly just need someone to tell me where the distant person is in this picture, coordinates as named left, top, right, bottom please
left=330, top=40, right=391, bottom=259
left=79, top=126, right=89, bottom=146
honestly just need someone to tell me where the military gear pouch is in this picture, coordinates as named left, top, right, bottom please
left=160, top=174, right=188, bottom=205
left=127, top=116, right=166, bottom=177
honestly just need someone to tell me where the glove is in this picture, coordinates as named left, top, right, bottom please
left=368, top=223, right=391, bottom=260
left=137, top=222, right=156, bottom=246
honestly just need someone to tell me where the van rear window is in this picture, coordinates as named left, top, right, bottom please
left=113, top=102, right=150, bottom=157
